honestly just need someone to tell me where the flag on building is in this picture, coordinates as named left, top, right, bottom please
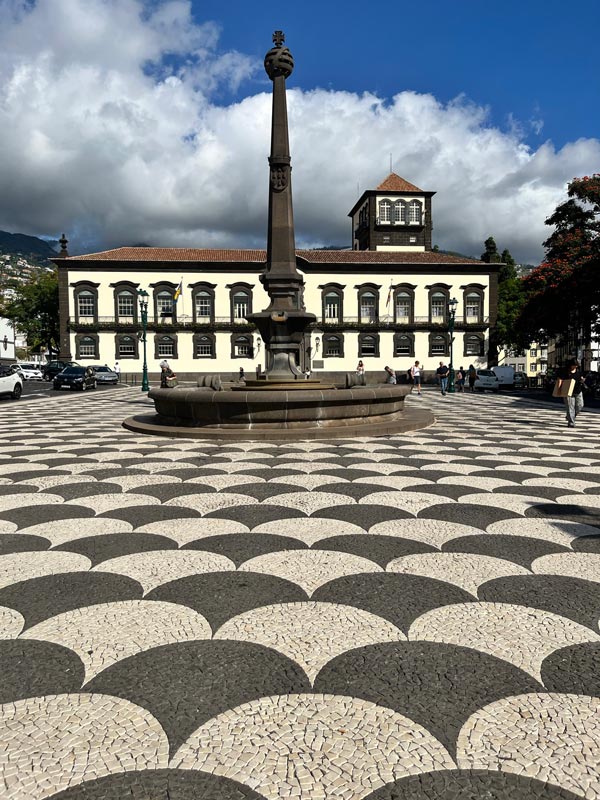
left=386, top=281, right=394, bottom=309
left=173, top=279, right=183, bottom=302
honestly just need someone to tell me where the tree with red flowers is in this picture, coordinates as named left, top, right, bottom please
left=516, top=174, right=600, bottom=347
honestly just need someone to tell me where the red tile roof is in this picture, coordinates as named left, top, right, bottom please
left=376, top=173, right=423, bottom=192
left=64, top=247, right=481, bottom=266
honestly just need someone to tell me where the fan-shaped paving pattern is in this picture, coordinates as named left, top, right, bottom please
left=0, top=551, right=91, bottom=590
left=92, top=549, right=235, bottom=594
left=532, top=552, right=600, bottom=585
left=457, top=693, right=600, bottom=798
left=171, top=693, right=454, bottom=799
left=409, top=602, right=600, bottom=681
left=0, top=693, right=168, bottom=800
left=239, top=549, right=380, bottom=595
left=23, top=600, right=211, bottom=682
left=252, top=516, right=366, bottom=545
left=215, top=602, right=405, bottom=682
left=17, top=517, right=133, bottom=546
left=0, top=639, right=85, bottom=703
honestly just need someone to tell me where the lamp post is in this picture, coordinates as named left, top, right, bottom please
left=447, top=297, right=458, bottom=393
left=137, top=289, right=149, bottom=392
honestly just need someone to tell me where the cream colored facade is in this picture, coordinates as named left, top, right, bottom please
left=58, top=252, right=496, bottom=380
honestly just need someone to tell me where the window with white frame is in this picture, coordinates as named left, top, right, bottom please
left=157, top=291, right=173, bottom=317
left=465, top=293, right=481, bottom=322
left=234, top=335, right=251, bottom=357
left=395, top=292, right=411, bottom=323
left=77, top=291, right=95, bottom=319
left=324, top=292, right=341, bottom=322
left=430, top=292, right=446, bottom=322
left=431, top=335, right=447, bottom=355
left=379, top=200, right=391, bottom=223
left=157, top=337, right=175, bottom=357
left=540, top=363, right=547, bottom=373
left=233, top=292, right=249, bottom=320
left=394, top=335, right=412, bottom=356
left=118, top=336, right=135, bottom=357
left=409, top=201, right=421, bottom=224
left=393, top=201, right=405, bottom=223
left=324, top=335, right=342, bottom=357
left=117, top=292, right=135, bottom=321
left=360, top=291, right=377, bottom=323
left=517, top=363, right=525, bottom=372
left=78, top=336, right=96, bottom=358
left=196, top=337, right=214, bottom=357
left=531, top=363, right=537, bottom=372
left=195, top=291, right=212, bottom=321
left=530, top=349, right=537, bottom=357
left=359, top=334, right=378, bottom=357
left=465, top=335, right=482, bottom=356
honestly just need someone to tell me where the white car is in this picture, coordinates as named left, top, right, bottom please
left=18, top=363, right=43, bottom=381
left=0, top=365, right=23, bottom=399
left=474, top=369, right=500, bottom=393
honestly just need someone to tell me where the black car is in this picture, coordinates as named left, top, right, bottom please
left=43, top=360, right=80, bottom=381
left=53, top=366, right=97, bottom=391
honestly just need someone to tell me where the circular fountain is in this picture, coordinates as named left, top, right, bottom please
left=123, top=31, right=433, bottom=441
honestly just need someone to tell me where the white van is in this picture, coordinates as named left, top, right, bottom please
left=491, top=366, right=515, bottom=388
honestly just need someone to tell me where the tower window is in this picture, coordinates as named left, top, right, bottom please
left=379, top=200, right=391, bottom=223
left=409, top=201, right=422, bottom=224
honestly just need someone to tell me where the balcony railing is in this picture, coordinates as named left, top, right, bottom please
left=319, top=316, right=489, bottom=330
left=68, top=316, right=255, bottom=331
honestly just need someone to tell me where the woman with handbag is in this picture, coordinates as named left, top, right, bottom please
left=555, top=358, right=585, bottom=427
left=160, top=360, right=177, bottom=388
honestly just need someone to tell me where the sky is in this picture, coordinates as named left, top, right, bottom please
left=0, top=0, right=598, bottom=264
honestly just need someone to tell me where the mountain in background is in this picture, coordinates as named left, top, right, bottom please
left=0, top=230, right=58, bottom=262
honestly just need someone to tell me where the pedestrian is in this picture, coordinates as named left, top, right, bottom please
left=239, top=367, right=245, bottom=382
left=555, top=358, right=585, bottom=427
left=436, top=361, right=449, bottom=395
left=456, top=366, right=465, bottom=393
left=384, top=366, right=397, bottom=384
left=410, top=360, right=422, bottom=395
left=356, top=360, right=365, bottom=376
left=113, top=361, right=121, bottom=382
left=468, top=364, right=477, bottom=392
left=160, top=359, right=176, bottom=388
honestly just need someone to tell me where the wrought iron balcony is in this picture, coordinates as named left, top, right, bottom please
left=68, top=316, right=256, bottom=332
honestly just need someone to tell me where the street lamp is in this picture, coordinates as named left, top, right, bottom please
left=447, top=297, right=458, bottom=393
left=137, top=289, right=149, bottom=392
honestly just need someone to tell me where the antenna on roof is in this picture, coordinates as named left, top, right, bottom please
left=389, top=153, right=393, bottom=173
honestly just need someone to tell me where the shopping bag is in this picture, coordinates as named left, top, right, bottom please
left=552, top=378, right=574, bottom=398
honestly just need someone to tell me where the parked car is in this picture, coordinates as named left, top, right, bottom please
left=18, top=363, right=43, bottom=381
left=43, top=360, right=79, bottom=381
left=474, top=369, right=500, bottom=392
left=89, top=365, right=119, bottom=385
left=0, top=364, right=23, bottom=399
left=52, top=366, right=96, bottom=391
left=491, top=365, right=515, bottom=387
left=513, top=372, right=529, bottom=389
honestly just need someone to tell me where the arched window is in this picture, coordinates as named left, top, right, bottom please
left=154, top=334, right=177, bottom=359
left=394, top=333, right=414, bottom=357
left=395, top=292, right=412, bottom=323
left=72, top=282, right=99, bottom=324
left=151, top=282, right=178, bottom=323
left=231, top=334, right=254, bottom=358
left=429, top=333, right=449, bottom=357
left=157, top=291, right=173, bottom=317
left=393, top=201, right=406, bottom=224
left=228, top=283, right=254, bottom=322
left=115, top=334, right=138, bottom=359
left=359, top=290, right=378, bottom=324
left=409, top=200, right=422, bottom=224
left=358, top=333, right=380, bottom=357
left=323, top=334, right=344, bottom=358
left=463, top=287, right=484, bottom=323
left=75, top=334, right=98, bottom=359
left=116, top=290, right=136, bottom=322
left=195, top=291, right=212, bottom=322
left=77, top=291, right=95, bottom=320
left=320, top=283, right=345, bottom=324
left=464, top=334, right=484, bottom=357
left=430, top=292, right=446, bottom=323
left=193, top=333, right=216, bottom=359
left=379, top=199, right=391, bottom=223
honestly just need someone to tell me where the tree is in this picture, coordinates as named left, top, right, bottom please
left=516, top=174, right=600, bottom=346
left=0, top=270, right=60, bottom=356
left=482, top=239, right=525, bottom=363
left=481, top=236, right=502, bottom=264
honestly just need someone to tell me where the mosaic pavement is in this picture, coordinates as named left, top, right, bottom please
left=0, top=387, right=599, bottom=800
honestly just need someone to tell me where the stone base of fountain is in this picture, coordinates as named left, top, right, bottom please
left=122, top=384, right=433, bottom=441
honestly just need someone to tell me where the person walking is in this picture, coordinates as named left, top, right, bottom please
left=238, top=367, right=246, bottom=382
left=356, top=360, right=365, bottom=376
left=468, top=364, right=477, bottom=393
left=113, top=361, right=121, bottom=382
left=436, top=361, right=449, bottom=395
left=384, top=366, right=397, bottom=384
left=410, top=361, right=422, bottom=395
left=456, top=366, right=465, bottom=393
left=556, top=358, right=586, bottom=427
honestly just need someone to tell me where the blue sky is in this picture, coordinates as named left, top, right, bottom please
left=193, top=0, right=599, bottom=150
left=0, top=0, right=598, bottom=262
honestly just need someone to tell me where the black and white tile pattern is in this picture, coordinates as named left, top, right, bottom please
left=1, top=387, right=600, bottom=800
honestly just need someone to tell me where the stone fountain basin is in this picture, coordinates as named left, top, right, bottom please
left=122, top=384, right=433, bottom=440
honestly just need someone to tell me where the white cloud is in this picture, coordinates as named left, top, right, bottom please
left=0, top=0, right=598, bottom=264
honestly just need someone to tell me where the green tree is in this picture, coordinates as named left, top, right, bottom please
left=481, top=236, right=502, bottom=264
left=0, top=270, right=60, bottom=356
left=482, top=240, right=525, bottom=364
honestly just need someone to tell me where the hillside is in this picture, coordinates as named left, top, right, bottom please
left=0, top=230, right=58, bottom=261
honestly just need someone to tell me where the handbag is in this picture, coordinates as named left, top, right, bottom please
left=166, top=375, right=178, bottom=388
left=552, top=378, right=574, bottom=398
